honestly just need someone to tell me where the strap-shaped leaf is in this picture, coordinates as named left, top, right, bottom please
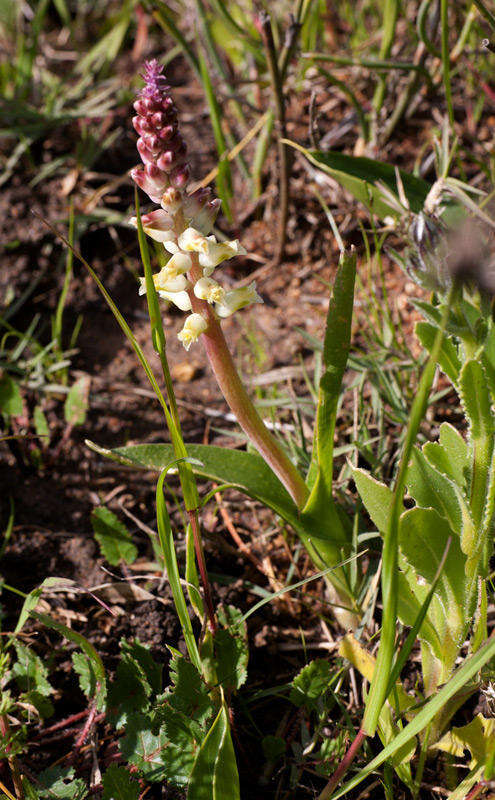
left=351, top=466, right=393, bottom=533
left=87, top=440, right=345, bottom=576
left=302, top=251, right=356, bottom=555
left=188, top=701, right=240, bottom=800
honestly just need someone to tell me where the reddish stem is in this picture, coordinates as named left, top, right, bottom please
left=188, top=509, right=217, bottom=634
left=318, top=728, right=367, bottom=800
left=0, top=715, right=23, bottom=800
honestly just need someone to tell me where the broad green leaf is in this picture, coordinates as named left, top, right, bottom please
left=11, top=642, right=53, bottom=697
left=121, top=639, right=162, bottom=695
left=289, top=659, right=333, bottom=711
left=406, top=446, right=464, bottom=532
left=399, top=508, right=467, bottom=675
left=107, top=647, right=153, bottom=728
left=102, top=766, right=139, bottom=800
left=352, top=466, right=393, bottom=532
left=0, top=373, right=23, bottom=416
left=64, top=375, right=90, bottom=426
left=88, top=441, right=298, bottom=529
left=435, top=422, right=469, bottom=489
left=91, top=506, right=137, bottom=566
left=287, top=143, right=431, bottom=218
left=415, top=321, right=461, bottom=383
left=37, top=767, right=87, bottom=800
left=459, top=360, right=494, bottom=442
left=432, top=714, right=495, bottom=766
left=120, top=710, right=203, bottom=785
left=168, top=654, right=214, bottom=726
left=188, top=701, right=240, bottom=800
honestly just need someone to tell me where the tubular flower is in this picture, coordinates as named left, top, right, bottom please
left=177, top=313, right=208, bottom=350
left=131, top=60, right=261, bottom=350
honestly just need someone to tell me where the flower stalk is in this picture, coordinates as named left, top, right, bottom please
left=131, top=60, right=309, bottom=509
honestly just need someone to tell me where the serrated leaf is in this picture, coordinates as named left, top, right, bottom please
left=289, top=659, right=332, bottom=710
left=91, top=506, right=137, bottom=566
left=0, top=373, right=23, bottom=416
left=102, top=765, right=139, bottom=800
left=107, top=651, right=152, bottom=728
left=32, top=612, right=106, bottom=708
left=188, top=701, right=240, bottom=800
left=11, top=642, right=53, bottom=697
left=64, top=375, right=90, bottom=426
left=22, top=690, right=54, bottom=720
left=121, top=639, right=162, bottom=694
left=72, top=652, right=96, bottom=700
left=213, top=606, right=248, bottom=691
left=432, top=715, right=495, bottom=767
left=168, top=655, right=213, bottom=726
left=37, top=767, right=87, bottom=800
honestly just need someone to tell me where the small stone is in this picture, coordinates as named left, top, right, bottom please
left=171, top=361, right=200, bottom=382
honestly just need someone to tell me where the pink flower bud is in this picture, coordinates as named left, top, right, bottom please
left=137, top=138, right=155, bottom=165
left=131, top=165, right=169, bottom=202
left=170, top=164, right=190, bottom=188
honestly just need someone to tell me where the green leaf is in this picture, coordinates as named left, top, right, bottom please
left=0, top=373, right=23, bottom=416
left=168, top=654, right=213, bottom=726
left=88, top=441, right=297, bottom=527
left=120, top=710, right=203, bottom=785
left=213, top=606, right=248, bottom=691
left=72, top=652, right=97, bottom=700
left=289, top=659, right=333, bottom=711
left=64, top=375, right=90, bottom=426
left=459, top=360, right=495, bottom=442
left=88, top=440, right=350, bottom=578
left=406, top=446, right=465, bottom=532
left=302, top=250, right=356, bottom=563
left=188, top=701, right=240, bottom=800
left=429, top=422, right=469, bottom=490
left=91, top=506, right=137, bottom=566
left=33, top=405, right=50, bottom=443
left=102, top=766, right=139, bottom=800
left=32, top=612, right=106, bottom=709
left=415, top=321, right=461, bottom=383
left=121, top=639, right=162, bottom=694
left=399, top=508, right=467, bottom=674
left=287, top=143, right=431, bottom=218
left=352, top=466, right=393, bottom=532
left=329, top=633, right=495, bottom=800
left=107, top=648, right=152, bottom=728
left=37, top=767, right=87, bottom=800
left=11, top=642, right=53, bottom=697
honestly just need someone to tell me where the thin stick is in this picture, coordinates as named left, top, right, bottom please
left=188, top=510, right=217, bottom=634
left=0, top=715, right=23, bottom=800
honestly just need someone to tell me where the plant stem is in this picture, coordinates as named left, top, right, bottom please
left=0, top=715, right=23, bottom=800
left=189, top=262, right=309, bottom=509
left=257, top=10, right=291, bottom=264
left=188, top=509, right=217, bottom=634
left=318, top=728, right=366, bottom=800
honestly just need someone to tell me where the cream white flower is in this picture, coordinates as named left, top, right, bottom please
left=177, top=313, right=208, bottom=350
left=159, top=252, right=192, bottom=278
left=215, top=282, right=262, bottom=318
left=129, top=209, right=175, bottom=243
left=193, top=277, right=225, bottom=304
left=159, top=289, right=192, bottom=311
left=139, top=271, right=189, bottom=297
left=178, top=227, right=246, bottom=274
